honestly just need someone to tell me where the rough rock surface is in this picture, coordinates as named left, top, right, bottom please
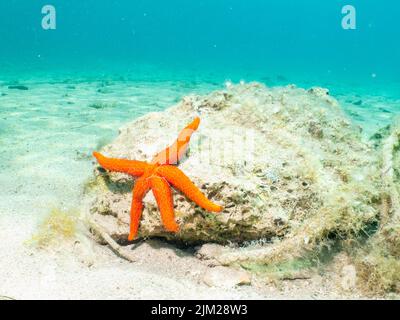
left=88, top=82, right=380, bottom=247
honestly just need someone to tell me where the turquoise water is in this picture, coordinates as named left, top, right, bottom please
left=0, top=1, right=399, bottom=219
left=1, top=1, right=399, bottom=85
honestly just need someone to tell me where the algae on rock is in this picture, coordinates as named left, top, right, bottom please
left=354, top=119, right=400, bottom=295
left=87, top=82, right=382, bottom=266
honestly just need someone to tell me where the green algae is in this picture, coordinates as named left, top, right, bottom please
left=28, top=208, right=79, bottom=248
left=241, top=258, right=315, bottom=281
left=353, top=119, right=400, bottom=295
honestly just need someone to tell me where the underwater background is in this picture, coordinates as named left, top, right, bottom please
left=1, top=1, right=400, bottom=300
left=1, top=1, right=399, bottom=86
left=0, top=0, right=399, bottom=217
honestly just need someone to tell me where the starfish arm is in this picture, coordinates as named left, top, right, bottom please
left=151, top=117, right=200, bottom=165
left=128, top=177, right=150, bottom=241
left=129, top=198, right=143, bottom=241
left=150, top=176, right=179, bottom=233
left=157, top=165, right=223, bottom=212
left=93, top=151, right=148, bottom=176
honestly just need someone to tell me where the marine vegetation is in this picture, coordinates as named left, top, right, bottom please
left=29, top=208, right=78, bottom=248
left=354, top=120, right=400, bottom=295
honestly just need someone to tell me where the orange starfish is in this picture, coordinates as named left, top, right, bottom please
left=93, top=117, right=223, bottom=241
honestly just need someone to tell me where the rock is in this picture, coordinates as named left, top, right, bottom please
left=308, top=121, right=324, bottom=139
left=87, top=82, right=380, bottom=251
left=379, top=107, right=391, bottom=113
left=8, top=85, right=29, bottom=90
left=97, top=88, right=113, bottom=94
left=195, top=243, right=226, bottom=265
left=308, top=86, right=329, bottom=96
left=370, top=124, right=391, bottom=148
left=202, top=266, right=251, bottom=288
left=88, top=102, right=117, bottom=109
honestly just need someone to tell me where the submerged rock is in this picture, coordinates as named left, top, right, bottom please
left=354, top=119, right=400, bottom=295
left=87, top=82, right=381, bottom=253
left=88, top=102, right=117, bottom=109
left=8, top=85, right=29, bottom=90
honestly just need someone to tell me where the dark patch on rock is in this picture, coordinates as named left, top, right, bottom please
left=369, top=124, right=392, bottom=148
left=308, top=121, right=324, bottom=139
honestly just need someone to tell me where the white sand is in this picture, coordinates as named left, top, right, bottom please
left=0, top=214, right=265, bottom=300
left=0, top=78, right=395, bottom=299
left=1, top=212, right=364, bottom=300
